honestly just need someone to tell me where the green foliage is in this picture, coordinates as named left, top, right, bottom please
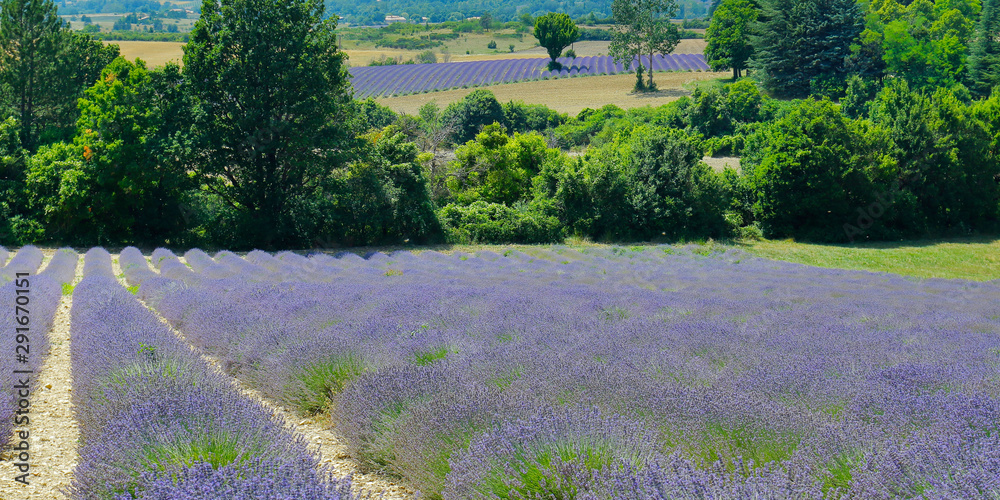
left=533, top=13, right=579, bottom=65
left=968, top=0, right=1000, bottom=97
left=413, top=346, right=450, bottom=365
left=705, top=0, right=758, bottom=80
left=501, top=100, right=567, bottom=134
left=743, top=99, right=888, bottom=241
left=317, top=126, right=443, bottom=247
left=183, top=0, right=354, bottom=248
left=355, top=98, right=399, bottom=132
left=441, top=89, right=505, bottom=144
left=0, top=0, right=119, bottom=152
left=536, top=124, right=729, bottom=240
left=438, top=200, right=563, bottom=244
left=867, top=79, right=1000, bottom=235
left=751, top=0, right=864, bottom=97
left=610, top=0, right=680, bottom=88
left=868, top=0, right=979, bottom=89
left=446, top=124, right=567, bottom=205
left=288, top=354, right=366, bottom=414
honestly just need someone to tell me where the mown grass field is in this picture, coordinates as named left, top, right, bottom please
left=740, top=237, right=1000, bottom=281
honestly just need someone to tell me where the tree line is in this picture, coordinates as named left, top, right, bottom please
left=2, top=0, right=999, bottom=249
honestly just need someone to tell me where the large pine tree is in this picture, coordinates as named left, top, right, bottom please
left=0, top=0, right=62, bottom=152
left=968, top=0, right=1000, bottom=97
left=0, top=0, right=118, bottom=152
left=750, top=0, right=864, bottom=97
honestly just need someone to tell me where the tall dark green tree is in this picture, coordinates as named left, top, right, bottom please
left=183, top=0, right=354, bottom=247
left=533, top=13, right=579, bottom=68
left=750, top=0, right=864, bottom=97
left=705, top=0, right=759, bottom=79
left=968, top=0, right=1000, bottom=97
left=0, top=0, right=61, bottom=151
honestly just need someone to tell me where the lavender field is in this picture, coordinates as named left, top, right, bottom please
left=348, top=54, right=710, bottom=98
left=117, top=245, right=998, bottom=499
left=1, top=244, right=998, bottom=498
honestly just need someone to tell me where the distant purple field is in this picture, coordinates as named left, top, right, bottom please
left=348, top=54, right=710, bottom=99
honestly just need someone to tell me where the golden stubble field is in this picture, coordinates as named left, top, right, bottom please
left=376, top=71, right=730, bottom=116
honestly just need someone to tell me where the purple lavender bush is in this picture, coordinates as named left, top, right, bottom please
left=69, top=272, right=354, bottom=499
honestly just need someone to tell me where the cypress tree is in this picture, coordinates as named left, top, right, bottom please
left=968, top=0, right=1000, bottom=97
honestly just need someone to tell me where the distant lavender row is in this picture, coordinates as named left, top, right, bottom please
left=0, top=248, right=76, bottom=453
left=348, top=54, right=710, bottom=98
left=70, top=248, right=355, bottom=500
left=137, top=246, right=1000, bottom=499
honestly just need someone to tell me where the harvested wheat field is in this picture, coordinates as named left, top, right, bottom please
left=377, top=71, right=729, bottom=115
left=106, top=41, right=186, bottom=68
left=515, top=38, right=707, bottom=56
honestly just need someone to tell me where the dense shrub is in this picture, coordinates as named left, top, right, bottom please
left=537, top=124, right=729, bottom=240
left=743, top=99, right=887, bottom=241
left=442, top=89, right=506, bottom=144
left=502, top=100, right=567, bottom=134
left=444, top=124, right=568, bottom=206
left=438, top=201, right=563, bottom=243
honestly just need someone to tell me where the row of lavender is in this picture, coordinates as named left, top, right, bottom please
left=348, top=54, right=710, bottom=98
left=130, top=246, right=1000, bottom=499
left=0, top=247, right=75, bottom=451
left=69, top=247, right=355, bottom=499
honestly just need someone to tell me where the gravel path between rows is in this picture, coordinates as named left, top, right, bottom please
left=115, top=255, right=416, bottom=500
left=0, top=250, right=82, bottom=499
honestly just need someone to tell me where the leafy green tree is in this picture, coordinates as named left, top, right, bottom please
left=26, top=58, right=194, bottom=244
left=610, top=0, right=679, bottom=89
left=869, top=79, right=999, bottom=233
left=441, top=89, right=506, bottom=144
left=867, top=0, right=978, bottom=89
left=320, top=126, right=442, bottom=246
left=533, top=13, right=579, bottom=68
left=446, top=123, right=566, bottom=205
left=705, top=0, right=758, bottom=79
left=183, top=0, right=354, bottom=247
left=750, top=0, right=864, bottom=97
left=968, top=0, right=1000, bottom=97
left=480, top=12, right=492, bottom=30
left=743, top=99, right=885, bottom=240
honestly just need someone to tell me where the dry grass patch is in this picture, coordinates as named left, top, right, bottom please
left=107, top=41, right=186, bottom=68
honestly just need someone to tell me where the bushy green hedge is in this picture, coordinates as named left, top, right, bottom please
left=438, top=201, right=563, bottom=244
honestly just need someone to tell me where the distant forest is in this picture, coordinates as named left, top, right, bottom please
left=54, top=0, right=713, bottom=24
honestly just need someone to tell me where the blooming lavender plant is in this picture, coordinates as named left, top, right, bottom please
left=69, top=272, right=353, bottom=499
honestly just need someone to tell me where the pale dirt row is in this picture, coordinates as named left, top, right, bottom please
left=116, top=256, right=416, bottom=500
left=0, top=250, right=82, bottom=499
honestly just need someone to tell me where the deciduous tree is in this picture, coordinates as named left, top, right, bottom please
left=183, top=0, right=354, bottom=247
left=610, top=0, right=679, bottom=89
left=705, top=0, right=758, bottom=79
left=533, top=13, right=579, bottom=68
